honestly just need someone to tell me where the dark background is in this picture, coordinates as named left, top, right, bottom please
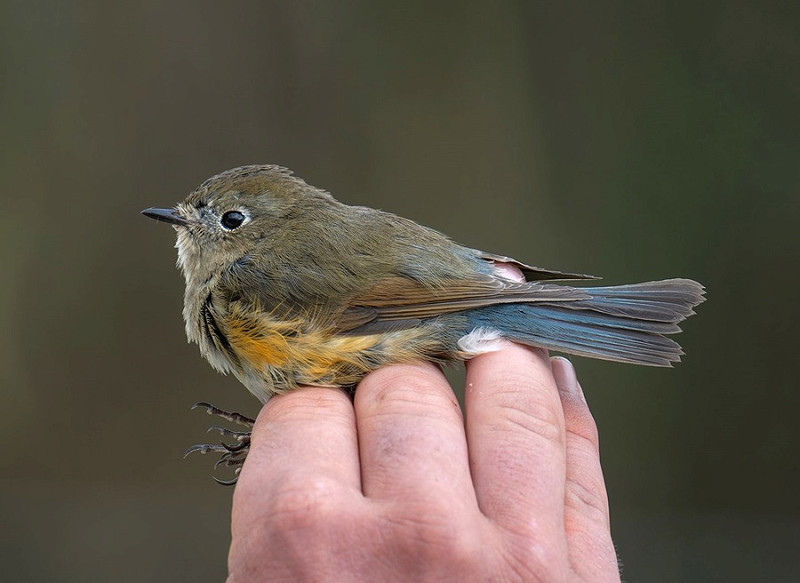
left=2, top=1, right=798, bottom=581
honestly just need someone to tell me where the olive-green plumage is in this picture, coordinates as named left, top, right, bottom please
left=143, top=165, right=705, bottom=403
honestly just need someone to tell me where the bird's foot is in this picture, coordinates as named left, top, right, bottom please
left=186, top=402, right=255, bottom=485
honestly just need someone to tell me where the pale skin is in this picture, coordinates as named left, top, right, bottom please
left=227, top=347, right=620, bottom=582
left=227, top=264, right=620, bottom=582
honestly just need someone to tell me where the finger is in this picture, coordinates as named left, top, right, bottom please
left=551, top=357, right=619, bottom=580
left=232, top=387, right=361, bottom=534
left=464, top=343, right=568, bottom=542
left=354, top=362, right=476, bottom=506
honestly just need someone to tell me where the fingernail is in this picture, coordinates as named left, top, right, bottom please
left=551, top=357, right=584, bottom=402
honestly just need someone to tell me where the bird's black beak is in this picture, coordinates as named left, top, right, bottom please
left=141, top=207, right=189, bottom=226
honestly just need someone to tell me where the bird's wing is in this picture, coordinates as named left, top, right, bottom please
left=477, top=251, right=599, bottom=282
left=334, top=274, right=590, bottom=333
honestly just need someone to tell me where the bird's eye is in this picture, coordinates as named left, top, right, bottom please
left=221, top=210, right=246, bottom=230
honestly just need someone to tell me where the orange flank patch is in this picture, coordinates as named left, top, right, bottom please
left=227, top=314, right=379, bottom=376
left=224, top=310, right=443, bottom=387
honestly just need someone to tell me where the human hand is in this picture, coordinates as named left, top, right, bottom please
left=227, top=346, right=620, bottom=582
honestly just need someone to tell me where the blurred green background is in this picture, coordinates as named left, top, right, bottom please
left=1, top=1, right=798, bottom=581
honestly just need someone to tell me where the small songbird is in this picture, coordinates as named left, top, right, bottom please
left=143, top=165, right=704, bottom=481
left=143, top=164, right=704, bottom=405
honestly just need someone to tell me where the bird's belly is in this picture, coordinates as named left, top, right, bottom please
left=225, top=317, right=454, bottom=399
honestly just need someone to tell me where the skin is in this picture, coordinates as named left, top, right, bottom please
left=227, top=264, right=620, bottom=582
left=227, top=347, right=619, bottom=583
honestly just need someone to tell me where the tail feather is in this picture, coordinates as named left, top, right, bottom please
left=566, top=279, right=704, bottom=322
left=469, top=278, right=705, bottom=367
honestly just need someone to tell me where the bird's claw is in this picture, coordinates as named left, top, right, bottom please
left=187, top=403, right=253, bottom=485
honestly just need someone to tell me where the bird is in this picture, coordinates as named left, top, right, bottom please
left=142, top=164, right=704, bottom=481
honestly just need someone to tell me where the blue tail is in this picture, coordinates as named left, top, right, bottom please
left=467, top=278, right=705, bottom=366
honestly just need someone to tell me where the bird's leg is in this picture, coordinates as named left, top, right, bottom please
left=185, top=402, right=255, bottom=485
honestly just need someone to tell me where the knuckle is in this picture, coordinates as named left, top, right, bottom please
left=563, top=402, right=600, bottom=452
left=266, top=388, right=350, bottom=423
left=565, top=469, right=611, bottom=529
left=359, top=365, right=459, bottom=419
left=382, top=507, right=482, bottom=573
left=264, top=474, right=348, bottom=532
left=491, top=390, right=565, bottom=447
left=516, top=399, right=565, bottom=445
left=499, top=537, right=566, bottom=583
left=371, top=376, right=426, bottom=409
